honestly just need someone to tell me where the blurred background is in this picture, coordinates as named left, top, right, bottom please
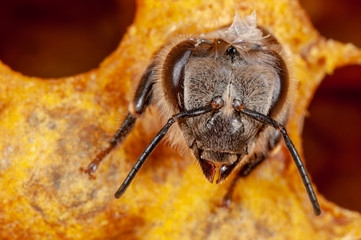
left=300, top=0, right=361, bottom=213
left=0, top=0, right=136, bottom=78
left=0, top=0, right=360, bottom=212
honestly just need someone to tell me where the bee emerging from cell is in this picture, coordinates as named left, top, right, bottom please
left=82, top=11, right=321, bottom=216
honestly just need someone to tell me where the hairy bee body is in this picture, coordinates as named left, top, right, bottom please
left=84, top=11, right=321, bottom=215
left=131, top=12, right=293, bottom=183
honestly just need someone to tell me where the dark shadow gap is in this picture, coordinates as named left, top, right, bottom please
left=300, top=0, right=361, bottom=47
left=303, top=65, right=361, bottom=212
left=0, top=0, right=136, bottom=78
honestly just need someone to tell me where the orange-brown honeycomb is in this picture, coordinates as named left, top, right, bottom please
left=1, top=0, right=361, bottom=239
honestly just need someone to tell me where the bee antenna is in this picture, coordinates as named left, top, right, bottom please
left=239, top=107, right=321, bottom=216
left=114, top=104, right=214, bottom=199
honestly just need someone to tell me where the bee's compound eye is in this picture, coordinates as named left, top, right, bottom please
left=211, top=96, right=224, bottom=110
left=233, top=99, right=243, bottom=111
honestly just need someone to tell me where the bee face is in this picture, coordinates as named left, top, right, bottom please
left=160, top=37, right=289, bottom=183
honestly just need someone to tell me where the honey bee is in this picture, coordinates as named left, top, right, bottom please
left=83, top=11, right=321, bottom=215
